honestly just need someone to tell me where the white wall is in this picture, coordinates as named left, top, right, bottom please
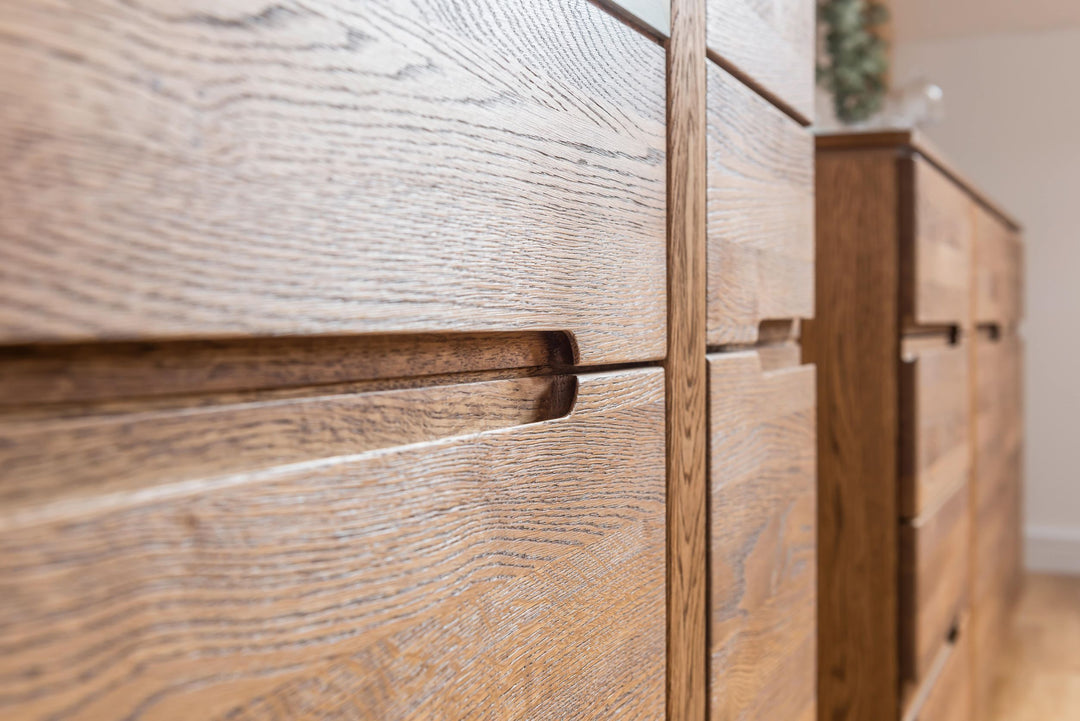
left=893, top=28, right=1080, bottom=573
left=893, top=0, right=1080, bottom=43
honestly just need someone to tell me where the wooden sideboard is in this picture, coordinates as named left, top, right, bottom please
left=0, top=0, right=818, bottom=719
left=807, top=130, right=1024, bottom=721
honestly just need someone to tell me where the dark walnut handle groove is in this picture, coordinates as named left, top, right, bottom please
left=0, top=331, right=577, bottom=407
left=0, top=374, right=578, bottom=526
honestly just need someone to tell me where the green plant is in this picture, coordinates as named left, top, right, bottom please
left=817, top=0, right=890, bottom=123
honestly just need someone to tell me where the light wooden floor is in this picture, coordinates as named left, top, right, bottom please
left=991, top=573, right=1080, bottom=721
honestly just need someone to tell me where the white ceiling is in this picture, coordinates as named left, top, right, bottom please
left=893, top=0, right=1080, bottom=43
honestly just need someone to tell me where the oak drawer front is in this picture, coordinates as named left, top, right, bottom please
left=975, top=334, right=1023, bottom=479
left=902, top=157, right=974, bottom=328
left=900, top=340, right=971, bottom=519
left=976, top=434, right=1021, bottom=529
left=0, top=369, right=666, bottom=721
left=900, top=483, right=970, bottom=684
left=974, top=464, right=1022, bottom=605
left=708, top=349, right=816, bottom=721
left=705, top=0, right=815, bottom=121
left=706, top=64, right=814, bottom=346
left=0, top=0, right=666, bottom=366
left=974, top=206, right=1023, bottom=327
left=974, top=334, right=1023, bottom=534
left=909, top=639, right=972, bottom=721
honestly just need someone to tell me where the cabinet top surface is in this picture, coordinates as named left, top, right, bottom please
left=816, top=128, right=1022, bottom=232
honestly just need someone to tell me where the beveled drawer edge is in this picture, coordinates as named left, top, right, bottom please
left=900, top=632, right=959, bottom=721
left=706, top=48, right=812, bottom=126
left=0, top=367, right=664, bottom=532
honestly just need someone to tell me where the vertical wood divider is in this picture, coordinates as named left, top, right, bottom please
left=966, top=199, right=980, bottom=718
left=804, top=150, right=900, bottom=719
left=666, top=0, right=708, bottom=719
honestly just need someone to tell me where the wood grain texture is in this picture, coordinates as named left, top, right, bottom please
left=803, top=149, right=900, bottom=721
left=900, top=483, right=971, bottom=685
left=900, top=337, right=971, bottom=519
left=707, top=350, right=816, bottom=721
left=0, top=332, right=575, bottom=407
left=705, top=62, right=813, bottom=346
left=901, top=156, right=973, bottom=329
left=0, top=368, right=666, bottom=721
left=704, top=0, right=814, bottom=123
left=974, top=206, right=1024, bottom=329
left=0, top=0, right=666, bottom=365
left=0, top=373, right=576, bottom=525
left=667, top=0, right=708, bottom=717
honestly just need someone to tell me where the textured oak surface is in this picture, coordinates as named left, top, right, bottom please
left=900, top=483, right=971, bottom=685
left=0, top=368, right=667, bottom=720
left=0, top=373, right=576, bottom=523
left=666, top=0, right=709, bottom=718
left=708, top=348, right=816, bottom=721
left=704, top=0, right=814, bottom=122
left=902, top=156, right=974, bottom=330
left=0, top=0, right=666, bottom=365
left=900, top=337, right=971, bottom=519
left=705, top=62, right=813, bottom=346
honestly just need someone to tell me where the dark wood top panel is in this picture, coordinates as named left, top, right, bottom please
left=816, top=129, right=1022, bottom=231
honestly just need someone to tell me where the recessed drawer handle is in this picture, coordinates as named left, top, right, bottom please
left=0, top=331, right=578, bottom=407
left=0, top=374, right=578, bottom=528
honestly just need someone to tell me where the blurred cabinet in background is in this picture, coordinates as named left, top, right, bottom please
left=806, top=130, right=1024, bottom=721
